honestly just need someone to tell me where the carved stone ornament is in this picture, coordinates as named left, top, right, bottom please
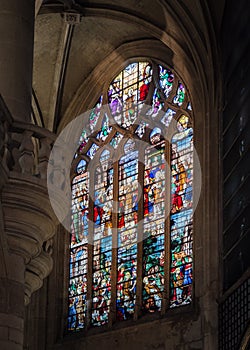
left=0, top=96, right=58, bottom=304
left=2, top=174, right=57, bottom=304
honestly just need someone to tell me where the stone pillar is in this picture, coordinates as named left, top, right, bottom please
left=0, top=0, right=35, bottom=122
left=0, top=254, right=25, bottom=350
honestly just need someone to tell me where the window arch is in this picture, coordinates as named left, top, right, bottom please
left=68, top=61, right=193, bottom=331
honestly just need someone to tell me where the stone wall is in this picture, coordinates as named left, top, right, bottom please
left=221, top=0, right=250, bottom=292
left=219, top=0, right=250, bottom=348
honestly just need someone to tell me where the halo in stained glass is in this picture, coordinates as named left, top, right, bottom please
left=177, top=115, right=189, bottom=131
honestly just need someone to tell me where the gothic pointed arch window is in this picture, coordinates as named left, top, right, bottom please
left=68, top=61, right=194, bottom=331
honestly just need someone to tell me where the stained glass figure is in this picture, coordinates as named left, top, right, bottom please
left=161, top=108, right=176, bottom=127
left=79, top=130, right=89, bottom=153
left=110, top=132, right=123, bottom=148
left=173, top=82, right=185, bottom=106
left=152, top=89, right=163, bottom=118
left=108, top=78, right=122, bottom=121
left=87, top=143, right=99, bottom=159
left=143, top=140, right=166, bottom=313
left=135, top=120, right=149, bottom=139
left=68, top=60, right=194, bottom=331
left=97, top=113, right=112, bottom=142
left=92, top=150, right=113, bottom=326
left=149, top=127, right=162, bottom=145
left=170, top=115, right=193, bottom=307
left=117, top=140, right=138, bottom=320
left=170, top=210, right=193, bottom=307
left=108, top=62, right=151, bottom=128
left=146, top=89, right=162, bottom=118
left=89, top=95, right=103, bottom=132
left=159, top=65, right=174, bottom=98
left=71, top=160, right=89, bottom=247
left=139, top=64, right=152, bottom=102
left=69, top=159, right=89, bottom=331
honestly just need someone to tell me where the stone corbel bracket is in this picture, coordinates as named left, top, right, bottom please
left=0, top=95, right=59, bottom=304
left=2, top=174, right=57, bottom=304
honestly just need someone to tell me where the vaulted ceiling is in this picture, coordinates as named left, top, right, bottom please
left=33, top=0, right=225, bottom=133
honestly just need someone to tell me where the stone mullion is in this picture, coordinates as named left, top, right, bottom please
left=161, top=140, right=171, bottom=315
left=86, top=173, right=94, bottom=329
left=109, top=161, right=119, bottom=326
left=134, top=152, right=145, bottom=320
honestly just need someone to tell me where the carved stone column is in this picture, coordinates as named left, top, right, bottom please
left=0, top=0, right=35, bottom=122
left=0, top=96, right=58, bottom=349
left=0, top=253, right=25, bottom=350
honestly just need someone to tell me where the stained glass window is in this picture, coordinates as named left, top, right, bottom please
left=68, top=61, right=194, bottom=332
